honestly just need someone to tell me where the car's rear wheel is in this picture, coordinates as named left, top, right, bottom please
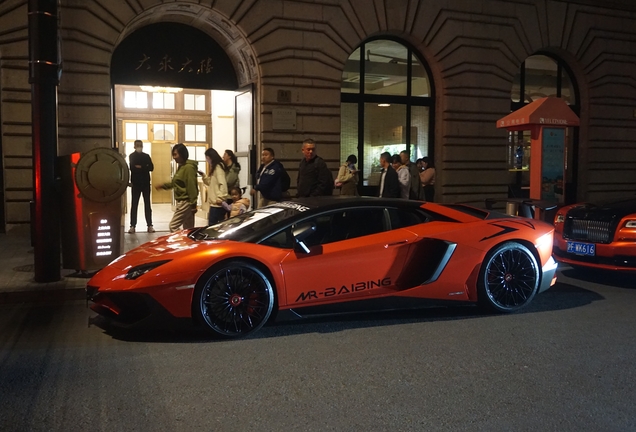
left=478, top=242, right=540, bottom=313
left=194, top=262, right=274, bottom=338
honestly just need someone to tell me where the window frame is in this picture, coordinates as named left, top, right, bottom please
left=341, top=36, right=435, bottom=196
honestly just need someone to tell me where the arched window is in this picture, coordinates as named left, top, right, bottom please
left=511, top=54, right=578, bottom=111
left=341, top=38, right=434, bottom=193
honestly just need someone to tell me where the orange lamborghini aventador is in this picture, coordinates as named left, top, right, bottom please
left=87, top=197, right=558, bottom=338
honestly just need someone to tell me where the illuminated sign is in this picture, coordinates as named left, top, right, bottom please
left=92, top=216, right=114, bottom=259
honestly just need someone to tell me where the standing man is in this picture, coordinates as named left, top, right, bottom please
left=400, top=150, right=422, bottom=200
left=128, top=139, right=155, bottom=233
left=378, top=152, right=400, bottom=198
left=296, top=138, right=334, bottom=197
left=251, top=147, right=285, bottom=207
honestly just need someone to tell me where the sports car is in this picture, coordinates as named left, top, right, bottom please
left=553, top=197, right=636, bottom=272
left=87, top=197, right=558, bottom=338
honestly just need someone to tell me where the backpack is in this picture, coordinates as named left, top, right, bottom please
left=280, top=164, right=291, bottom=192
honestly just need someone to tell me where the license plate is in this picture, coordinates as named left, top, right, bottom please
left=567, top=241, right=596, bottom=256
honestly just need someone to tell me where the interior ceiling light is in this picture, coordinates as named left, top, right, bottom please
left=378, top=103, right=391, bottom=107
left=139, top=86, right=183, bottom=93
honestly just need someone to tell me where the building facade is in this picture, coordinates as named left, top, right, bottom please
left=1, top=0, right=635, bottom=231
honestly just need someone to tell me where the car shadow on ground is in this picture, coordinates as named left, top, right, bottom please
left=559, top=267, right=635, bottom=289
left=95, top=282, right=603, bottom=343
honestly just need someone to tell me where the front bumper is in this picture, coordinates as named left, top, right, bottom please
left=539, top=256, right=558, bottom=293
left=553, top=239, right=636, bottom=272
left=86, top=286, right=178, bottom=328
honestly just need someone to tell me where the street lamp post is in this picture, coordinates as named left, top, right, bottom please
left=28, top=0, right=61, bottom=282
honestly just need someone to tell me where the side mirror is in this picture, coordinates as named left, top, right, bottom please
left=292, top=222, right=316, bottom=254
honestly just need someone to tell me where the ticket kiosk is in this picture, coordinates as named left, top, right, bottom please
left=59, top=147, right=129, bottom=271
left=496, top=97, right=580, bottom=219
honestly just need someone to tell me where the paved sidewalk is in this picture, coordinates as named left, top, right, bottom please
left=0, top=204, right=213, bottom=304
left=0, top=225, right=166, bottom=304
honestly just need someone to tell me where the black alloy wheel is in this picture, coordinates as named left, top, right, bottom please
left=194, top=262, right=274, bottom=338
left=478, top=242, right=540, bottom=313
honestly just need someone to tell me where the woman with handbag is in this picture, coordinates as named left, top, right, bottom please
left=335, top=155, right=358, bottom=196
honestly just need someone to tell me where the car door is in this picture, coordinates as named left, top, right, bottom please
left=280, top=207, right=418, bottom=306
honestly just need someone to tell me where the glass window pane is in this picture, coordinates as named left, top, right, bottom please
left=196, top=125, right=206, bottom=141
left=164, top=124, right=175, bottom=141
left=195, top=146, right=206, bottom=160
left=524, top=55, right=558, bottom=103
left=364, top=40, right=408, bottom=96
left=195, top=94, right=206, bottom=110
left=124, top=91, right=136, bottom=108
left=342, top=47, right=361, bottom=94
left=185, top=124, right=196, bottom=141
left=198, top=161, right=207, bottom=174
left=340, top=103, right=358, bottom=164
left=152, top=93, right=163, bottom=109
left=184, top=94, right=194, bottom=110
left=363, top=103, right=406, bottom=186
left=136, top=123, right=148, bottom=140
left=155, top=125, right=165, bottom=141
left=165, top=93, right=175, bottom=109
left=136, top=92, right=147, bottom=108
left=410, top=106, right=430, bottom=161
left=561, top=68, right=575, bottom=105
left=511, top=69, right=521, bottom=103
left=411, top=54, right=430, bottom=97
left=186, top=146, right=196, bottom=159
left=125, top=122, right=137, bottom=140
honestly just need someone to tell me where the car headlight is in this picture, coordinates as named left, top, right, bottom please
left=554, top=214, right=565, bottom=224
left=125, top=260, right=171, bottom=280
left=625, top=220, right=636, bottom=228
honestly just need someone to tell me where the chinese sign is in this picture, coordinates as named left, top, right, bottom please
left=110, top=22, right=238, bottom=90
left=135, top=53, right=214, bottom=75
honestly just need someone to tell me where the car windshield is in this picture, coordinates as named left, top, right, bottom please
left=191, top=205, right=305, bottom=242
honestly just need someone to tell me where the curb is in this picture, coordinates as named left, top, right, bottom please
left=0, top=288, right=86, bottom=305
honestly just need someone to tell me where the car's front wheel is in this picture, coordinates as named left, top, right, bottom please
left=194, top=262, right=274, bottom=338
left=478, top=242, right=540, bottom=313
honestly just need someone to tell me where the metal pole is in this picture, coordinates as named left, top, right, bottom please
left=29, top=0, right=61, bottom=282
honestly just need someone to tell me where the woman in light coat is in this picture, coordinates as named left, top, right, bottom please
left=199, top=148, right=228, bottom=225
left=336, top=154, right=359, bottom=196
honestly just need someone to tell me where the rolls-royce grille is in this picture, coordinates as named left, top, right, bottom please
left=565, top=219, right=612, bottom=244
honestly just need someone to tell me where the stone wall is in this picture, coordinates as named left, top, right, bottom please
left=1, top=0, right=636, bottom=227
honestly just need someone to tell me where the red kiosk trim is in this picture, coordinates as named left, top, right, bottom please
left=497, top=97, right=580, bottom=130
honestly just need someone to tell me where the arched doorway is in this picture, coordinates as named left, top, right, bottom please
left=110, top=22, right=251, bottom=230
left=341, top=38, right=434, bottom=196
left=509, top=53, right=580, bottom=203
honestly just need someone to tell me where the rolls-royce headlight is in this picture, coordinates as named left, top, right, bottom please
left=625, top=220, right=636, bottom=228
left=555, top=214, right=565, bottom=224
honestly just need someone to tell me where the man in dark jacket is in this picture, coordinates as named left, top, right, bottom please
left=252, top=147, right=285, bottom=207
left=296, top=138, right=334, bottom=197
left=128, top=139, right=155, bottom=233
left=378, top=152, right=400, bottom=198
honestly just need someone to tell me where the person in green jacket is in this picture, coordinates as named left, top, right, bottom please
left=155, top=143, right=199, bottom=232
left=223, top=149, right=241, bottom=189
